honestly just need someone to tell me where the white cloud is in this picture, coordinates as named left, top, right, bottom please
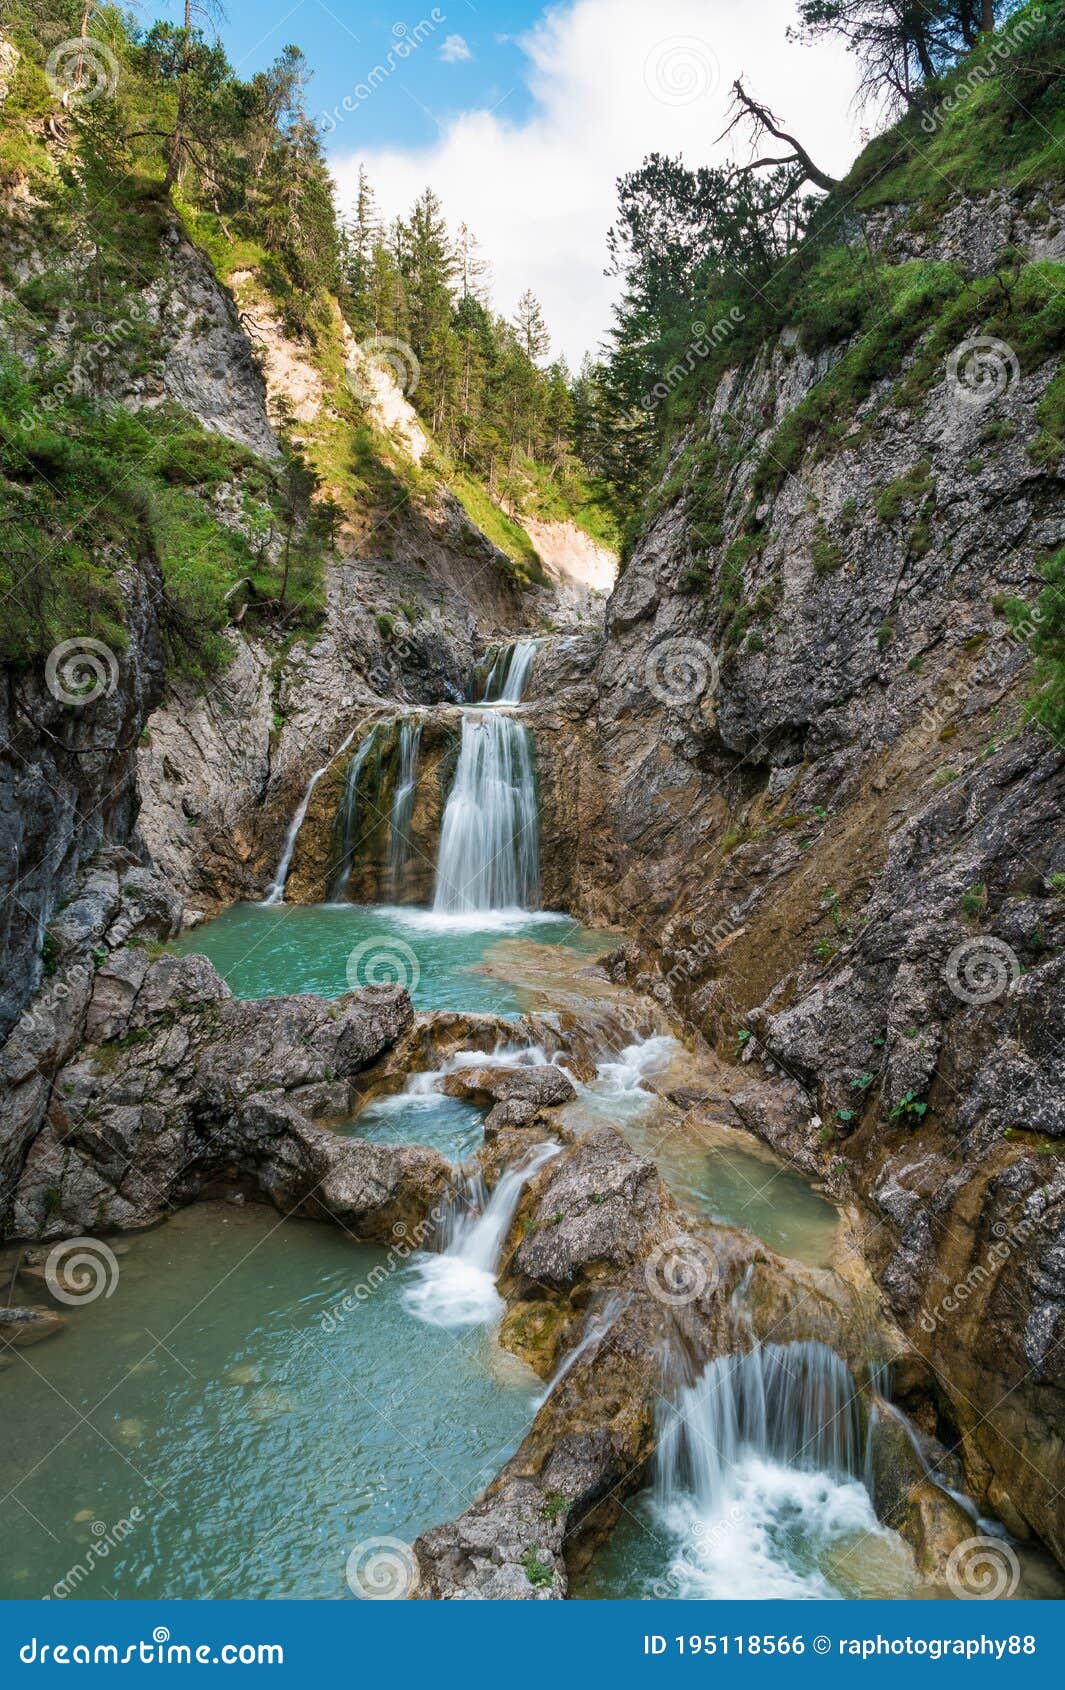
left=439, top=34, right=473, bottom=64
left=335, top=0, right=863, bottom=365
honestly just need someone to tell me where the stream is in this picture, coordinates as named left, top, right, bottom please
left=3, top=640, right=1056, bottom=1602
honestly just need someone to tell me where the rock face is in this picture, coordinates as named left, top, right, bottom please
left=7, top=954, right=439, bottom=1242
left=154, top=226, right=281, bottom=460
left=0, top=571, right=167, bottom=1044
left=283, top=707, right=461, bottom=907
left=522, top=191, right=1065, bottom=1562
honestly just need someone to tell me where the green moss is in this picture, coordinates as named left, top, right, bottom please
left=1006, top=549, right=1065, bottom=747
left=540, top=1492, right=568, bottom=1523
left=0, top=364, right=325, bottom=678
left=875, top=460, right=934, bottom=524
left=811, top=519, right=844, bottom=577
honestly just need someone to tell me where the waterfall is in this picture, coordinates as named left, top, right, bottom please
left=538, top=1295, right=627, bottom=1404
left=432, top=712, right=539, bottom=913
left=263, top=726, right=358, bottom=905
left=404, top=1141, right=560, bottom=1327
left=388, top=717, right=422, bottom=900
left=644, top=1339, right=906, bottom=1599
left=327, top=726, right=385, bottom=902
left=656, top=1341, right=864, bottom=1515
left=431, top=638, right=540, bottom=915
left=481, top=639, right=538, bottom=703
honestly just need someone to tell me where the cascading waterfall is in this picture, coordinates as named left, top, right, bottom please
left=538, top=1295, right=627, bottom=1405
left=481, top=638, right=538, bottom=704
left=327, top=725, right=385, bottom=902
left=432, top=642, right=540, bottom=915
left=404, top=1140, right=560, bottom=1327
left=647, top=1339, right=908, bottom=1599
left=656, top=1341, right=864, bottom=1513
left=388, top=716, right=423, bottom=899
left=263, top=726, right=358, bottom=905
left=432, top=713, right=539, bottom=912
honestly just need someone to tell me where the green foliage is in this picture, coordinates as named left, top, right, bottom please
left=875, top=459, right=934, bottom=523
left=598, top=3, right=1065, bottom=518
left=0, top=361, right=324, bottom=676
left=452, top=474, right=547, bottom=584
left=1006, top=550, right=1065, bottom=747
left=811, top=519, right=844, bottom=576
left=339, top=173, right=614, bottom=539
left=540, top=1492, right=568, bottom=1523
left=890, top=1089, right=929, bottom=1121
left=843, top=3, right=1065, bottom=211
left=520, top=1551, right=554, bottom=1589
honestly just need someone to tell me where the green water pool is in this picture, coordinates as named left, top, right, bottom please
left=172, top=902, right=612, bottom=1016
left=0, top=1203, right=538, bottom=1600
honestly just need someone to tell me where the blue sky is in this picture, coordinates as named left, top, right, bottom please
left=172, top=0, right=548, bottom=149
left=161, top=1, right=863, bottom=363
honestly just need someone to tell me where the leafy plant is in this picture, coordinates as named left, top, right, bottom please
left=521, top=1551, right=554, bottom=1589
left=890, top=1090, right=929, bottom=1121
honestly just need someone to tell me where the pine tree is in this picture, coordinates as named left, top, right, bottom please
left=340, top=165, right=382, bottom=334
left=513, top=288, right=550, bottom=364
left=455, top=222, right=492, bottom=303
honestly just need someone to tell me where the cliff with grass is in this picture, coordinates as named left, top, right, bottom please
left=0, top=3, right=617, bottom=998
left=518, top=2, right=1065, bottom=1561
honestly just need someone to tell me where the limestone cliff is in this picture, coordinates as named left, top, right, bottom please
left=527, top=188, right=1065, bottom=1560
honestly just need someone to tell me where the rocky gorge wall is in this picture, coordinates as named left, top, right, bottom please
left=523, top=191, right=1065, bottom=1562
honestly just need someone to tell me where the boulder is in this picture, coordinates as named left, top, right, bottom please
left=440, top=1064, right=576, bottom=1110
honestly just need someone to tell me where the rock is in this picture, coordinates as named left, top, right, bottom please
left=84, top=948, right=151, bottom=1044
left=0, top=1305, right=66, bottom=1348
left=418, top=1126, right=879, bottom=1598
left=440, top=1064, right=576, bottom=1110
left=10, top=963, right=418, bottom=1239
left=483, top=1100, right=542, bottom=1136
